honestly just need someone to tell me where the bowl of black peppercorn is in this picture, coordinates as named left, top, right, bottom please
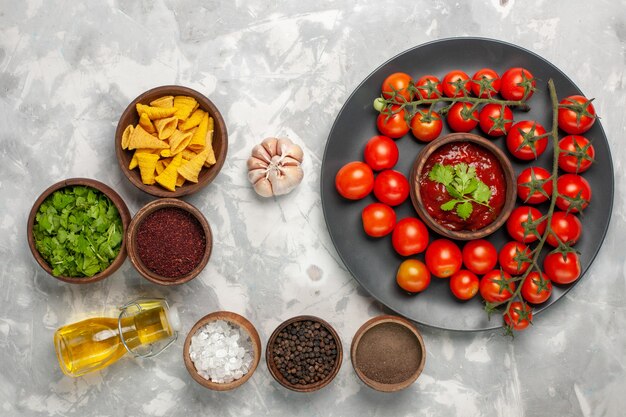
left=266, top=315, right=343, bottom=392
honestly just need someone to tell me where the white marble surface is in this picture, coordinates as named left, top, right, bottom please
left=1, top=0, right=625, bottom=416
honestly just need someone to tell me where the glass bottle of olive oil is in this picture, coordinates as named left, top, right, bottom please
left=54, top=299, right=180, bottom=377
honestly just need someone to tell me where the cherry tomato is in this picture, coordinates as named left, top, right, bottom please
left=442, top=70, right=471, bottom=98
left=558, top=135, right=595, bottom=173
left=499, top=242, right=532, bottom=276
left=335, top=161, right=374, bottom=200
left=506, top=206, right=546, bottom=243
left=471, top=68, right=501, bottom=98
left=376, top=106, right=410, bottom=139
left=414, top=75, right=443, bottom=99
left=449, top=270, right=480, bottom=300
left=392, top=217, right=429, bottom=256
left=373, top=170, right=409, bottom=206
left=479, top=104, right=513, bottom=137
left=500, top=67, right=536, bottom=101
left=382, top=72, right=413, bottom=103
left=425, top=239, right=462, bottom=278
left=462, top=239, right=498, bottom=275
left=506, top=120, right=548, bottom=160
left=521, top=272, right=552, bottom=304
left=544, top=251, right=581, bottom=284
left=480, top=270, right=515, bottom=303
left=503, top=301, right=532, bottom=330
left=410, top=110, right=443, bottom=142
left=362, top=203, right=396, bottom=238
left=446, top=102, right=479, bottom=132
left=499, top=241, right=532, bottom=276
left=517, top=166, right=553, bottom=204
left=558, top=95, right=596, bottom=134
left=555, top=174, right=591, bottom=213
left=546, top=211, right=582, bottom=247
left=364, top=135, right=399, bottom=171
left=396, top=259, right=431, bottom=293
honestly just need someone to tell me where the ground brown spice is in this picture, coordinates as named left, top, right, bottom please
left=136, top=208, right=206, bottom=278
left=355, top=322, right=421, bottom=385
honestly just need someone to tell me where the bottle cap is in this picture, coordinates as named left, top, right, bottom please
left=166, top=304, right=182, bottom=333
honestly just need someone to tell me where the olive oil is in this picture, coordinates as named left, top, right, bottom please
left=54, top=299, right=179, bottom=377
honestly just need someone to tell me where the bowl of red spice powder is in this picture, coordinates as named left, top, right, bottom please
left=126, top=198, right=212, bottom=285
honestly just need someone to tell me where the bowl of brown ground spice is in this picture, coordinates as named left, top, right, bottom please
left=351, top=315, right=426, bottom=392
left=126, top=198, right=212, bottom=285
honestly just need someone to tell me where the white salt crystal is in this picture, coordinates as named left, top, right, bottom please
left=188, top=319, right=254, bottom=384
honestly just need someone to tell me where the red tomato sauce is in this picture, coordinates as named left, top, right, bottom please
left=419, top=142, right=506, bottom=231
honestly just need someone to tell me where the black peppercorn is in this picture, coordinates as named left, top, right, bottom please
left=271, top=320, right=339, bottom=386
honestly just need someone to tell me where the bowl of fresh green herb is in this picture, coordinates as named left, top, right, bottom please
left=27, top=178, right=131, bottom=283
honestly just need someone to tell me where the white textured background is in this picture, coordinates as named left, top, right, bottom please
left=0, top=0, right=625, bottom=416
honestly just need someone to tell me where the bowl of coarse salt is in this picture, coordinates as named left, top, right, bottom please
left=183, top=311, right=262, bottom=391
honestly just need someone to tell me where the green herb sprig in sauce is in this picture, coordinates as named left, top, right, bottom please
left=33, top=186, right=123, bottom=277
left=428, top=163, right=492, bottom=220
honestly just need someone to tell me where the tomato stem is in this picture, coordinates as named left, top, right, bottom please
left=491, top=79, right=562, bottom=326
left=379, top=94, right=530, bottom=123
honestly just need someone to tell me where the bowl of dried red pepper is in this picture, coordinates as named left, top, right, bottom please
left=126, top=198, right=212, bottom=285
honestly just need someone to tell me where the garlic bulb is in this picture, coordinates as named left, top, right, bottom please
left=247, top=137, right=304, bottom=197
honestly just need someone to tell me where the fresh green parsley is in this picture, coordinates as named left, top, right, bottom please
left=428, top=163, right=492, bottom=220
left=33, top=186, right=123, bottom=277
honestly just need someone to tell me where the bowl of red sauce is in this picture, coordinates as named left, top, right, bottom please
left=409, top=133, right=516, bottom=240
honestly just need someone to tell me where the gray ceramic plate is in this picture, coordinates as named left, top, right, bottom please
left=321, top=38, right=614, bottom=331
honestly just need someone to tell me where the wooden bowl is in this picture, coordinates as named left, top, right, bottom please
left=183, top=311, right=262, bottom=391
left=126, top=198, right=212, bottom=285
left=409, top=132, right=516, bottom=240
left=266, top=315, right=343, bottom=393
left=350, top=315, right=426, bottom=392
left=115, top=85, right=228, bottom=198
left=27, top=178, right=131, bottom=284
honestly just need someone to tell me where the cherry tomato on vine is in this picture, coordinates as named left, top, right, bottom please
left=361, top=203, right=396, bottom=238
left=503, top=301, right=532, bottom=330
left=498, top=242, right=532, bottom=276
left=517, top=166, right=553, bottom=204
left=442, top=70, right=471, bottom=98
left=449, top=270, right=480, bottom=300
left=462, top=239, right=498, bottom=275
left=499, top=241, right=532, bottom=276
left=506, top=120, right=548, bottom=160
left=544, top=251, right=581, bottom=284
left=555, top=174, right=591, bottom=213
left=335, top=161, right=374, bottom=200
left=500, top=67, right=536, bottom=101
left=382, top=72, right=413, bottom=103
left=410, top=110, right=443, bottom=142
left=425, top=239, right=462, bottom=278
left=546, top=211, right=582, bottom=247
left=364, top=135, right=399, bottom=171
left=521, top=272, right=552, bottom=304
left=558, top=135, right=595, bottom=173
left=414, top=75, right=443, bottom=99
left=373, top=170, right=409, bottom=206
left=479, top=104, right=513, bottom=137
left=396, top=259, right=431, bottom=293
left=506, top=206, right=546, bottom=243
left=479, top=270, right=515, bottom=303
left=392, top=217, right=429, bottom=256
left=558, top=95, right=597, bottom=134
left=446, top=102, right=479, bottom=132
left=471, top=68, right=501, bottom=98
left=376, top=106, right=410, bottom=139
